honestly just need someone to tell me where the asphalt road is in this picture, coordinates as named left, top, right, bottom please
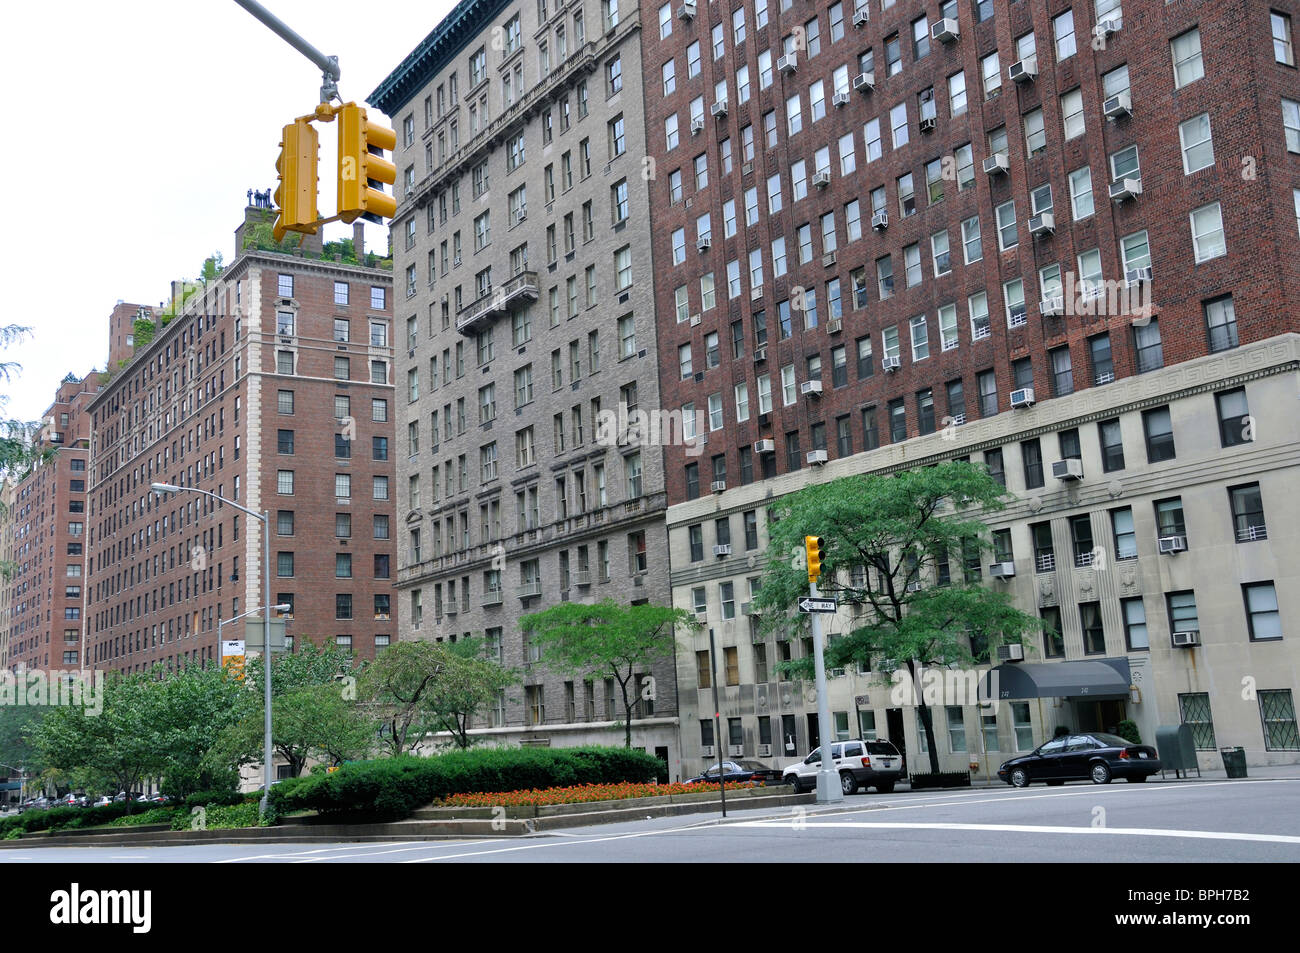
left=4, top=778, right=1298, bottom=863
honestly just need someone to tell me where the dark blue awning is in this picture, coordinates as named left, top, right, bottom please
left=980, top=657, right=1132, bottom=701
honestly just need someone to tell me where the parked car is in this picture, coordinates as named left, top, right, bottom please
left=92, top=795, right=113, bottom=808
left=684, top=760, right=785, bottom=785
left=150, top=794, right=171, bottom=805
left=998, top=732, right=1161, bottom=787
left=60, top=793, right=81, bottom=807
left=783, top=739, right=906, bottom=795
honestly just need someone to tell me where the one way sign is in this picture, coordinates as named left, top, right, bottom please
left=798, top=597, right=837, bottom=614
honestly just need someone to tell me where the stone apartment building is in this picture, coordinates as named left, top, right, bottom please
left=649, top=0, right=1300, bottom=772
left=371, top=0, right=679, bottom=763
left=2, top=373, right=99, bottom=675
left=84, top=205, right=396, bottom=673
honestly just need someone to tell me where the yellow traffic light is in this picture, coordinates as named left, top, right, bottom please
left=337, top=102, right=397, bottom=225
left=273, top=118, right=320, bottom=242
left=805, top=535, right=824, bottom=584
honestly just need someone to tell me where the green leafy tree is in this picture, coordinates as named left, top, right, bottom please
left=149, top=665, right=248, bottom=797
left=754, top=462, right=1043, bottom=774
left=421, top=637, right=519, bottom=750
left=243, top=640, right=360, bottom=697
left=521, top=600, right=701, bottom=748
left=358, top=641, right=453, bottom=757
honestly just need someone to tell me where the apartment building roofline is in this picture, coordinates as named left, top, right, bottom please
left=369, top=0, right=513, bottom=115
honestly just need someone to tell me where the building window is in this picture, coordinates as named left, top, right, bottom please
left=1258, top=691, right=1300, bottom=750
left=1230, top=483, right=1267, bottom=542
left=1122, top=597, right=1148, bottom=650
left=1041, top=607, right=1064, bottom=658
left=1178, top=693, right=1217, bottom=750
left=1244, top=582, right=1282, bottom=641
left=1021, top=439, right=1043, bottom=489
left=1142, top=407, right=1175, bottom=463
left=1215, top=388, right=1252, bottom=447
left=1171, top=27, right=1204, bottom=88
left=1204, top=296, right=1238, bottom=352
left=1166, top=590, right=1200, bottom=638
left=1079, top=601, right=1105, bottom=654
left=1190, top=203, right=1226, bottom=262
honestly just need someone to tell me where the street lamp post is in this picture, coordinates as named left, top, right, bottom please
left=152, top=482, right=275, bottom=819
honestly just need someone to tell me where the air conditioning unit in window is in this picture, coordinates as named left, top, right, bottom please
left=711, top=480, right=727, bottom=493
left=701, top=744, right=716, bottom=757
left=853, top=71, right=875, bottom=92
left=806, top=449, right=828, bottom=465
left=753, top=345, right=768, bottom=363
left=997, top=643, right=1025, bottom=662
left=812, top=170, right=831, bottom=188
left=882, top=355, right=900, bottom=372
left=1125, top=266, right=1152, bottom=287
left=1109, top=177, right=1142, bottom=201
left=677, top=1, right=696, bottom=19
left=932, top=17, right=959, bottom=42
left=822, top=251, right=837, bottom=267
left=1009, top=57, right=1038, bottom=83
left=1103, top=91, right=1133, bottom=119
left=826, top=318, right=842, bottom=334
left=778, top=53, right=798, bottom=73
left=1028, top=212, right=1055, bottom=236
left=1040, top=296, right=1065, bottom=316
left=691, top=117, right=705, bottom=135
left=853, top=9, right=869, bottom=27
left=983, top=153, right=1009, bottom=175
left=757, top=743, right=773, bottom=757
left=728, top=744, right=744, bottom=757
left=832, top=91, right=851, bottom=107
left=800, top=380, right=823, bottom=397
left=1158, top=535, right=1187, bottom=555
left=696, top=234, right=711, bottom=251
left=1009, top=387, right=1035, bottom=408
left=711, top=99, right=729, bottom=117
left=905, top=580, right=923, bottom=592
left=750, top=285, right=764, bottom=301
left=871, top=210, right=889, bottom=230
left=754, top=438, right=775, bottom=454
left=989, top=562, right=1016, bottom=579
left=690, top=313, right=701, bottom=327
left=713, top=544, right=732, bottom=557
left=1052, top=458, right=1084, bottom=481
left=919, top=116, right=936, bottom=133
left=1171, top=631, right=1201, bottom=648
left=1094, top=18, right=1121, bottom=40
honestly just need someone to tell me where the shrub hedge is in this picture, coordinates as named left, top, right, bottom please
left=0, top=802, right=137, bottom=838
left=270, top=746, right=665, bottom=820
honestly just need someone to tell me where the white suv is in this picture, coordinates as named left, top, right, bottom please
left=783, top=739, right=905, bottom=795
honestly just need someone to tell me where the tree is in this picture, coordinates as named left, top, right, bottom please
left=521, top=600, right=700, bottom=748
left=754, top=461, right=1044, bottom=774
left=148, top=665, right=248, bottom=796
left=243, top=640, right=360, bottom=697
left=358, top=641, right=452, bottom=757
left=0, top=325, right=49, bottom=493
left=421, top=637, right=518, bottom=750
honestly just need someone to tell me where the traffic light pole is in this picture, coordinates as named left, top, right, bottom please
left=808, top=578, right=843, bottom=805
left=233, top=0, right=340, bottom=103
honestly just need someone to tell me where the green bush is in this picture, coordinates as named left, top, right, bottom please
left=171, top=801, right=264, bottom=831
left=0, top=801, right=137, bottom=838
left=1116, top=719, right=1142, bottom=745
left=108, top=807, right=177, bottom=828
left=184, top=789, right=245, bottom=811
left=270, top=746, right=664, bottom=821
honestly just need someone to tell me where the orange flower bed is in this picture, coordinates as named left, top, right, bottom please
left=439, top=780, right=757, bottom=807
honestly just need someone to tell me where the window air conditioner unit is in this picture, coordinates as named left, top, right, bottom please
left=697, top=235, right=711, bottom=251
left=453, top=256, right=463, bottom=266
left=806, top=449, right=829, bottom=465
left=1052, top=458, right=1084, bottom=481
left=881, top=355, right=900, bottom=372
left=711, top=480, right=727, bottom=493
left=713, top=544, right=732, bottom=557
left=1040, top=297, right=1065, bottom=317
left=1158, top=535, right=1187, bottom=555
left=1109, top=178, right=1141, bottom=201
left=832, top=91, right=851, bottom=107
left=1009, top=387, right=1035, bottom=408
left=1094, top=18, right=1121, bottom=40
left=757, top=743, right=773, bottom=757
left=1103, top=91, right=1132, bottom=119
left=753, top=345, right=768, bottom=363
left=800, top=380, right=823, bottom=397
left=677, top=2, right=696, bottom=20
left=812, top=170, right=831, bottom=188
left=853, top=71, right=875, bottom=92
left=1009, top=57, right=1037, bottom=83
left=711, top=99, right=729, bottom=117
left=1125, top=266, right=1152, bottom=287
left=983, top=153, right=1009, bottom=175
left=701, top=745, right=716, bottom=757
left=871, top=210, right=889, bottom=230
left=754, top=438, right=775, bottom=454
left=728, top=745, right=744, bottom=757
left=826, top=318, right=842, bottom=334
left=989, top=562, right=1016, bottom=579
left=1171, top=631, right=1201, bottom=648
left=853, top=9, right=869, bottom=27
left=822, top=251, right=837, bottom=267
left=691, top=117, right=705, bottom=134
left=690, top=313, right=701, bottom=326
left=919, top=116, right=937, bottom=133
left=997, top=643, right=1025, bottom=662
left=905, top=580, right=923, bottom=592
left=932, top=18, right=959, bottom=43
left=778, top=53, right=798, bottom=73
left=1028, top=213, right=1055, bottom=236
left=750, top=285, right=764, bottom=301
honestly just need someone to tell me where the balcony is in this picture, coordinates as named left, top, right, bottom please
left=456, top=271, right=539, bottom=335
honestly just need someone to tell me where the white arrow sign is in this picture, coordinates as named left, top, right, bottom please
left=798, top=597, right=838, bottom=613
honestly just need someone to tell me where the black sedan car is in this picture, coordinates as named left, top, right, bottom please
left=998, top=733, right=1160, bottom=787
left=684, top=760, right=785, bottom=785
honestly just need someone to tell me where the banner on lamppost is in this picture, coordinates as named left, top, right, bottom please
left=221, top=640, right=247, bottom=681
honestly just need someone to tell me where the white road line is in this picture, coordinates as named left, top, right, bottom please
left=400, top=819, right=732, bottom=862
left=292, top=843, right=490, bottom=862
left=728, top=820, right=1300, bottom=845
left=213, top=841, right=429, bottom=863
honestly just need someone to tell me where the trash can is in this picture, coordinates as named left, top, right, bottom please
left=1219, top=746, right=1247, bottom=779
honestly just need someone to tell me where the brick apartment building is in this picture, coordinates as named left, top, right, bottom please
left=650, top=0, right=1300, bottom=771
left=2, top=373, right=99, bottom=674
left=85, top=205, right=397, bottom=673
left=372, top=0, right=680, bottom=763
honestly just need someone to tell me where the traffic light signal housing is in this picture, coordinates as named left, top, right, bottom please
left=337, top=102, right=397, bottom=225
left=805, top=535, right=824, bottom=584
left=273, top=118, right=320, bottom=242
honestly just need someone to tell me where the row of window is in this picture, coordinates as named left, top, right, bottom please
left=279, top=273, right=386, bottom=310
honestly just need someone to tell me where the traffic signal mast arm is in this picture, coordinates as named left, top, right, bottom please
left=233, top=0, right=340, bottom=103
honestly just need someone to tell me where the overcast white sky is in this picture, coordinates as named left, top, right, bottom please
left=1, top=0, right=457, bottom=422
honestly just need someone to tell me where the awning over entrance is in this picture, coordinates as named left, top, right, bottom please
left=980, top=657, right=1132, bottom=701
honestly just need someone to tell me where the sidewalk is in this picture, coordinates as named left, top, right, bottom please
left=940, top=762, right=1300, bottom=789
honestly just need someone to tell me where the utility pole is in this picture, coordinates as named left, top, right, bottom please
left=804, top=536, right=843, bottom=805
